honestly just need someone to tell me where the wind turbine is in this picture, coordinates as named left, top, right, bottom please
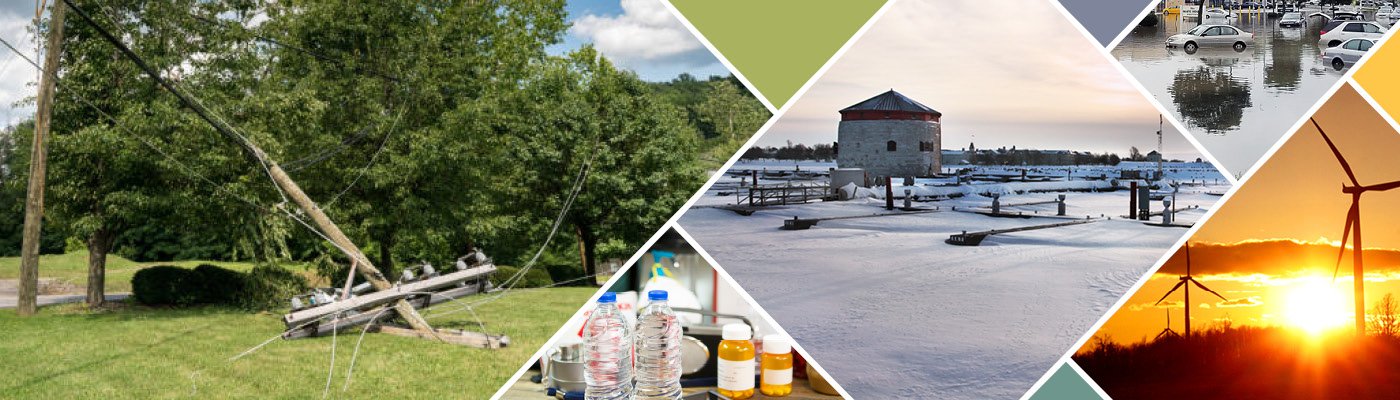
left=1154, top=242, right=1228, bottom=338
left=1156, top=310, right=1180, bottom=340
left=1312, top=118, right=1400, bottom=335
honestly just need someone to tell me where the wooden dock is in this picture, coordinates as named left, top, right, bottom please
left=782, top=208, right=941, bottom=230
left=945, top=218, right=1101, bottom=246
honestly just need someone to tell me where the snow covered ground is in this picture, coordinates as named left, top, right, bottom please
left=680, top=162, right=1227, bottom=399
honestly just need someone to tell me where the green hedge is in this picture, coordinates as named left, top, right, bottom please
left=131, top=266, right=202, bottom=306
left=130, top=264, right=308, bottom=310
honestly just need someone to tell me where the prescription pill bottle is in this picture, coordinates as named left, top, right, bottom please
left=760, top=334, right=793, bottom=396
left=717, top=324, right=755, bottom=399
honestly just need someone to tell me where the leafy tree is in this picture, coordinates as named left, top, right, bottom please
left=467, top=47, right=702, bottom=283
left=696, top=79, right=768, bottom=162
left=44, top=0, right=258, bottom=306
left=252, top=0, right=568, bottom=273
left=0, top=122, right=67, bottom=256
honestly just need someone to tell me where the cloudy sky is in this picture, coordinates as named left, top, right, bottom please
left=755, top=0, right=1201, bottom=160
left=0, top=2, right=39, bottom=128
left=550, top=0, right=729, bottom=82
left=1090, top=84, right=1400, bottom=343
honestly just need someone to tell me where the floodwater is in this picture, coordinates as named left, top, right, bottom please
left=1113, top=11, right=1347, bottom=177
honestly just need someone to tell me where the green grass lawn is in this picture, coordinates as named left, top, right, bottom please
left=0, top=251, right=256, bottom=293
left=0, top=287, right=595, bottom=399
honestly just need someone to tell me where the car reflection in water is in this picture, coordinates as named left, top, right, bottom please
left=1112, top=11, right=1343, bottom=175
left=1168, top=49, right=1251, bottom=135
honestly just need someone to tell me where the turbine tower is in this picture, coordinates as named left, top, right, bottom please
left=1312, top=118, right=1400, bottom=335
left=1154, top=243, right=1228, bottom=338
left=1156, top=310, right=1179, bottom=340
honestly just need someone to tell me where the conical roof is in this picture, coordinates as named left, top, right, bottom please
left=840, top=89, right=941, bottom=115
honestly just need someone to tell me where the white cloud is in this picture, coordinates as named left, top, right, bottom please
left=0, top=9, right=38, bottom=127
left=569, top=0, right=712, bottom=69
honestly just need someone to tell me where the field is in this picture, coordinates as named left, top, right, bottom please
left=0, top=273, right=591, bottom=399
left=680, top=160, right=1228, bottom=399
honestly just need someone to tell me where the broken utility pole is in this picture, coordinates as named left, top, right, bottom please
left=59, top=0, right=441, bottom=338
left=18, top=1, right=67, bottom=316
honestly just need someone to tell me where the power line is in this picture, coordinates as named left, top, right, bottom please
left=323, top=108, right=403, bottom=209
left=0, top=32, right=360, bottom=265
left=36, top=0, right=601, bottom=320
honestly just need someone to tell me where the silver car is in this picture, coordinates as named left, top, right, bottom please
left=1323, top=37, right=1377, bottom=70
left=1166, top=24, right=1255, bottom=53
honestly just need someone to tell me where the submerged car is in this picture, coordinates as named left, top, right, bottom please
left=1320, top=21, right=1386, bottom=47
left=1323, top=37, right=1377, bottom=70
left=1166, top=24, right=1255, bottom=53
left=1279, top=11, right=1307, bottom=27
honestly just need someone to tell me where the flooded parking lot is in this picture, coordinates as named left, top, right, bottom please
left=1113, top=11, right=1351, bottom=176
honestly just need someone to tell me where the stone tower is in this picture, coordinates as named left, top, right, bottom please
left=836, top=89, right=941, bottom=178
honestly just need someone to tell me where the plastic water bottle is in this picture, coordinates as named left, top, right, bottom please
left=584, top=292, right=632, bottom=400
left=634, top=290, right=683, bottom=399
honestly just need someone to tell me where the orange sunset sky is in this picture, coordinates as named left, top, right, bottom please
left=1089, top=83, right=1400, bottom=344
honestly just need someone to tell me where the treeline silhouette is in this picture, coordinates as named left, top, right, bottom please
left=740, top=143, right=835, bottom=161
left=1075, top=322, right=1400, bottom=399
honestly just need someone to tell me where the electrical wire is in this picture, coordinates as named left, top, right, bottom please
left=323, top=108, right=404, bottom=209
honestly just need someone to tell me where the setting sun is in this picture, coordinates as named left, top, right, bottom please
left=1283, top=280, right=1348, bottom=335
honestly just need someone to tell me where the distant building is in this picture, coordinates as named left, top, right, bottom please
left=941, top=149, right=968, bottom=165
left=1146, top=150, right=1162, bottom=162
left=835, top=90, right=941, bottom=178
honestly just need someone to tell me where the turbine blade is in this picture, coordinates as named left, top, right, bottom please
left=1190, top=278, right=1228, bottom=301
left=1155, top=281, right=1187, bottom=305
left=1334, top=204, right=1357, bottom=283
left=1311, top=118, right=1360, bottom=186
left=1365, top=179, right=1400, bottom=192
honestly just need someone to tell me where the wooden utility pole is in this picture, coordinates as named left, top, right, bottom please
left=260, top=155, right=440, bottom=335
left=17, top=1, right=67, bottom=316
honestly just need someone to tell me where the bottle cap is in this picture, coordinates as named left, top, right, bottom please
left=722, top=323, right=751, bottom=340
left=648, top=290, right=668, bottom=301
left=763, top=334, right=791, bottom=354
left=598, top=292, right=616, bottom=303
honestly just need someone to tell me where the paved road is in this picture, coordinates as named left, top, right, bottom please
left=0, top=279, right=130, bottom=308
left=0, top=293, right=130, bottom=308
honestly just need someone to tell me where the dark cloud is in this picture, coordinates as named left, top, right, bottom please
left=1156, top=240, right=1400, bottom=277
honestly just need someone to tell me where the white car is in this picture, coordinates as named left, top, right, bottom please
left=1204, top=8, right=1232, bottom=19
left=1166, top=24, right=1255, bottom=53
left=1323, top=37, right=1377, bottom=70
left=1320, top=21, right=1386, bottom=47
